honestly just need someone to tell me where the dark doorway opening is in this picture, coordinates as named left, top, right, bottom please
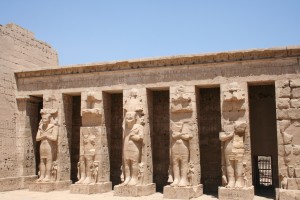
left=198, top=87, right=222, bottom=195
left=104, top=93, right=123, bottom=188
left=149, top=90, right=170, bottom=192
left=249, top=84, right=278, bottom=199
left=70, top=95, right=81, bottom=183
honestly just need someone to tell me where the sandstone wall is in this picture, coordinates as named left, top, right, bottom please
left=0, top=23, right=58, bottom=184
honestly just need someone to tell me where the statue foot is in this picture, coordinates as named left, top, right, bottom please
left=170, top=179, right=179, bottom=187
left=42, top=176, right=50, bottom=182
left=226, top=180, right=235, bottom=188
left=128, top=178, right=138, bottom=186
left=178, top=179, right=188, bottom=187
left=82, top=177, right=92, bottom=184
left=123, top=177, right=131, bottom=186
left=36, top=177, right=44, bottom=182
left=75, top=177, right=85, bottom=184
left=235, top=178, right=244, bottom=188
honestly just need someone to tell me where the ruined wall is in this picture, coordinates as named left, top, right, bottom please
left=0, top=23, right=58, bottom=182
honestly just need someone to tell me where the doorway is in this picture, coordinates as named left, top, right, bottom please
left=249, top=84, right=278, bottom=198
left=198, top=87, right=222, bottom=195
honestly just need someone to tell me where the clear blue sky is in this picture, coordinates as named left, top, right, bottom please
left=2, top=1, right=300, bottom=66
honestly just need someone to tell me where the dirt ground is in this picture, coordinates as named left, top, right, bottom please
left=0, top=189, right=273, bottom=200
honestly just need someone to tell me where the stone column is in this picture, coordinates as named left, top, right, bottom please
left=15, top=96, right=40, bottom=188
left=218, top=82, right=254, bottom=200
left=28, top=93, right=71, bottom=192
left=276, top=79, right=300, bottom=199
left=163, top=85, right=202, bottom=199
left=70, top=91, right=112, bottom=194
left=114, top=88, right=156, bottom=197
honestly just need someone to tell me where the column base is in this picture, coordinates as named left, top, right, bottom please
left=163, top=184, right=203, bottom=199
left=114, top=183, right=156, bottom=197
left=70, top=182, right=112, bottom=194
left=277, top=188, right=300, bottom=200
left=28, top=180, right=71, bottom=192
left=218, top=186, right=254, bottom=200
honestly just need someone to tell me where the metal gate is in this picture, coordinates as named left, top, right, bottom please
left=255, top=156, right=273, bottom=186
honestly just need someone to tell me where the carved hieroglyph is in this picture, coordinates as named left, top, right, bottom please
left=276, top=79, right=300, bottom=194
left=121, top=89, right=144, bottom=186
left=220, top=82, right=248, bottom=189
left=36, top=109, right=58, bottom=182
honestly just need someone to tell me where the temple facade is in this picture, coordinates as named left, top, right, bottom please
left=1, top=24, right=300, bottom=200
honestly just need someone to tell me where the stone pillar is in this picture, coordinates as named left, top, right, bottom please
left=114, top=88, right=156, bottom=197
left=15, top=96, right=40, bottom=188
left=28, top=93, right=71, bottom=192
left=70, top=91, right=112, bottom=194
left=218, top=82, right=254, bottom=200
left=163, top=85, right=202, bottom=199
left=276, top=79, right=300, bottom=200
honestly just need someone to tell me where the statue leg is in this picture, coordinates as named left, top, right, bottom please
left=43, top=158, right=52, bottom=182
left=170, top=156, right=180, bottom=186
left=128, top=159, right=139, bottom=185
left=76, top=156, right=86, bottom=184
left=123, top=159, right=131, bottom=185
left=226, top=158, right=235, bottom=188
left=234, top=159, right=244, bottom=188
left=37, top=158, right=46, bottom=182
left=83, top=155, right=93, bottom=184
left=178, top=156, right=189, bottom=187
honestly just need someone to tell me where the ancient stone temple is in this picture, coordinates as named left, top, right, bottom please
left=0, top=24, right=300, bottom=199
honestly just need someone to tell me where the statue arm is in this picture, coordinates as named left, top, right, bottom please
left=130, top=125, right=144, bottom=142
left=219, top=131, right=233, bottom=142
left=47, top=126, right=59, bottom=141
left=36, top=129, right=43, bottom=141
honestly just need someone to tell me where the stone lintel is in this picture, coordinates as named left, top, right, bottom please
left=113, top=183, right=156, bottom=197
left=163, top=184, right=203, bottom=199
left=70, top=182, right=112, bottom=194
left=218, top=186, right=254, bottom=200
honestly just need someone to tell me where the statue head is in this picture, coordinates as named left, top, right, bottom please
left=41, top=113, right=51, bottom=125
left=125, top=111, right=137, bottom=126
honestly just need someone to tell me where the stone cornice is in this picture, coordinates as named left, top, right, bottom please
left=15, top=46, right=300, bottom=78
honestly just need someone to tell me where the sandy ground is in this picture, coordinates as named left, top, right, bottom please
left=0, top=189, right=273, bottom=200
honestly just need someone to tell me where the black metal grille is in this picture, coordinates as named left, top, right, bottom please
left=257, top=156, right=272, bottom=186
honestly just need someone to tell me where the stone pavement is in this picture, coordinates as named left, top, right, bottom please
left=0, top=189, right=273, bottom=200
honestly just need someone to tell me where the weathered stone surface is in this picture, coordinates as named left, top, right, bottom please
left=290, top=79, right=300, bottom=88
left=114, top=183, right=156, bottom=197
left=291, top=99, right=300, bottom=108
left=70, top=182, right=112, bottom=194
left=277, top=109, right=289, bottom=119
left=278, top=87, right=291, bottom=98
left=218, top=186, right=254, bottom=200
left=277, top=98, right=291, bottom=109
left=292, top=88, right=300, bottom=98
left=163, top=184, right=203, bottom=199
left=28, top=181, right=71, bottom=192
left=288, top=109, right=300, bottom=119
left=277, top=80, right=290, bottom=88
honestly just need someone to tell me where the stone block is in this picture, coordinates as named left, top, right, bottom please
left=114, top=183, right=156, bottom=197
left=287, top=178, right=299, bottom=190
left=291, top=99, right=300, bottom=108
left=278, top=189, right=296, bottom=200
left=70, top=182, right=112, bottom=194
left=278, top=87, right=291, bottom=98
left=28, top=180, right=71, bottom=192
left=163, top=184, right=203, bottom=199
left=288, top=109, right=300, bottom=119
left=218, top=186, right=254, bottom=200
left=277, top=109, right=289, bottom=120
left=295, top=168, right=300, bottom=178
left=290, top=79, right=300, bottom=88
left=277, top=80, right=290, bottom=88
left=0, top=177, right=21, bottom=192
left=278, top=120, right=291, bottom=133
left=292, top=88, right=300, bottom=98
left=277, top=98, right=290, bottom=109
